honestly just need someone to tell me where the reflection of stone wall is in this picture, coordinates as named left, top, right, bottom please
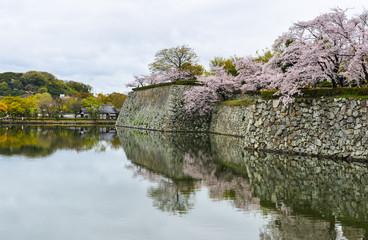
left=118, top=127, right=368, bottom=226
left=117, top=128, right=368, bottom=238
left=183, top=150, right=260, bottom=212
left=117, top=127, right=209, bottom=215
left=261, top=211, right=358, bottom=240
left=118, top=128, right=261, bottom=213
left=116, top=85, right=210, bottom=132
left=116, top=127, right=210, bottom=179
left=210, top=134, right=368, bottom=229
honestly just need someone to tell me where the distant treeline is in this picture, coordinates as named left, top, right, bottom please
left=0, top=71, right=92, bottom=97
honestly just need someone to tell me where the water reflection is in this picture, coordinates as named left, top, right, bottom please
left=2, top=125, right=368, bottom=239
left=126, top=164, right=196, bottom=215
left=183, top=150, right=260, bottom=212
left=118, top=127, right=368, bottom=239
left=0, top=125, right=121, bottom=158
left=122, top=130, right=200, bottom=215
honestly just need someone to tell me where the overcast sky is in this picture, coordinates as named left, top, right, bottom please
left=0, top=0, right=366, bottom=94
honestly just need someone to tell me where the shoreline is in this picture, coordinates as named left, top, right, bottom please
left=116, top=125, right=368, bottom=163
left=0, top=119, right=116, bottom=126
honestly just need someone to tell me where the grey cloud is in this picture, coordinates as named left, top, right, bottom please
left=0, top=0, right=366, bottom=93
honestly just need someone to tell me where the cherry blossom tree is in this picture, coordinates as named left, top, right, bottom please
left=241, top=8, right=368, bottom=106
left=184, top=67, right=239, bottom=116
left=344, top=10, right=368, bottom=85
left=126, top=68, right=195, bottom=88
left=162, top=68, right=194, bottom=82
left=132, top=9, right=368, bottom=111
left=184, top=57, right=272, bottom=115
left=261, top=8, right=368, bottom=103
left=237, top=56, right=269, bottom=91
left=126, top=72, right=166, bottom=88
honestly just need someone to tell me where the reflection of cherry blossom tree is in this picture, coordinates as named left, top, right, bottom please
left=125, top=149, right=260, bottom=214
left=125, top=163, right=197, bottom=215
left=183, top=150, right=260, bottom=212
left=147, top=181, right=195, bottom=215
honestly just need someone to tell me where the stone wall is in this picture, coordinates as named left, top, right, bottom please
left=116, top=85, right=210, bottom=132
left=211, top=97, right=368, bottom=159
left=118, top=85, right=368, bottom=160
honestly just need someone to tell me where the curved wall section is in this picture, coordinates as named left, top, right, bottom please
left=116, top=85, right=210, bottom=132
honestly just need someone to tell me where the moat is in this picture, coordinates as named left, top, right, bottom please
left=0, top=125, right=367, bottom=239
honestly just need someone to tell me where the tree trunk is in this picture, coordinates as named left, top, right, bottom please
left=361, top=62, right=368, bottom=85
left=331, top=79, right=337, bottom=88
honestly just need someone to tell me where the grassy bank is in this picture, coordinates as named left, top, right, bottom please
left=132, top=80, right=202, bottom=91
left=259, top=87, right=368, bottom=99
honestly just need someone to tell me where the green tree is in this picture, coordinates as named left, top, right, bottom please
left=0, top=96, right=27, bottom=117
left=181, top=63, right=205, bottom=78
left=82, top=95, right=99, bottom=108
left=23, top=96, right=38, bottom=117
left=21, top=71, right=49, bottom=86
left=66, top=81, right=92, bottom=93
left=69, top=91, right=93, bottom=101
left=53, top=97, right=67, bottom=117
left=107, top=92, right=127, bottom=108
left=0, top=82, right=10, bottom=93
left=46, top=83, right=66, bottom=97
left=35, top=93, right=54, bottom=117
left=11, top=79, right=23, bottom=89
left=97, top=93, right=111, bottom=105
left=255, top=49, right=274, bottom=63
left=89, top=107, right=99, bottom=121
left=37, top=87, right=48, bottom=94
left=83, top=96, right=100, bottom=120
left=0, top=72, right=23, bottom=83
left=149, top=45, right=199, bottom=72
left=39, top=72, right=56, bottom=82
left=66, top=98, right=84, bottom=120
left=210, top=56, right=242, bottom=76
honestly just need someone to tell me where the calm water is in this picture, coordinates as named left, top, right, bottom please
left=0, top=126, right=368, bottom=239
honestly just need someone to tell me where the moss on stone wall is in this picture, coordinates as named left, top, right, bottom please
left=219, top=99, right=255, bottom=106
left=258, top=88, right=368, bottom=100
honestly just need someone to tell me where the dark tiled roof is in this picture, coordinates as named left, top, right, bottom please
left=81, top=105, right=118, bottom=114
left=81, top=107, right=90, bottom=113
left=99, top=105, right=117, bottom=114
